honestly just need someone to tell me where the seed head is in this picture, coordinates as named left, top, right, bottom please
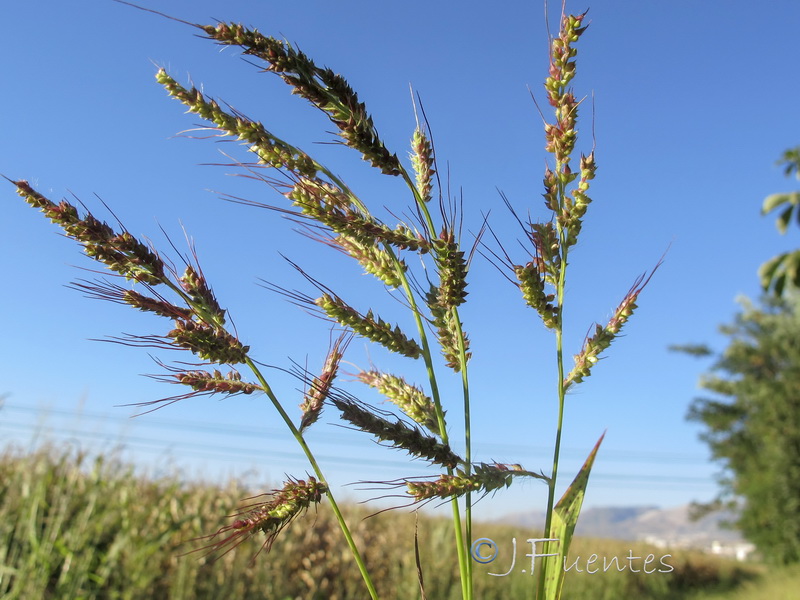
left=197, top=477, right=327, bottom=558
left=299, top=335, right=348, bottom=432
left=200, top=23, right=403, bottom=175
left=357, top=370, right=441, bottom=436
left=157, top=70, right=318, bottom=178
left=332, top=395, right=461, bottom=469
left=167, top=320, right=249, bottom=364
left=426, top=285, right=470, bottom=372
left=336, top=235, right=407, bottom=289
left=564, top=267, right=659, bottom=390
left=180, top=265, right=226, bottom=326
left=315, top=294, right=422, bottom=359
left=13, top=180, right=166, bottom=285
left=406, top=462, right=547, bottom=502
left=289, top=178, right=429, bottom=253
left=515, top=262, right=559, bottom=329
left=175, top=369, right=261, bottom=395
left=410, top=127, right=435, bottom=203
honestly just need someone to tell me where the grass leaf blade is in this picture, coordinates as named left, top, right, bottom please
left=542, top=432, right=605, bottom=600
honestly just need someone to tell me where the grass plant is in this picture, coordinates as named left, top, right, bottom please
left=8, top=3, right=659, bottom=598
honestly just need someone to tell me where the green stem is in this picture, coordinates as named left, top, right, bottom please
left=290, top=144, right=474, bottom=599
left=454, top=312, right=473, bottom=588
left=299, top=150, right=472, bottom=599
left=243, top=357, right=379, bottom=600
left=388, top=243, right=472, bottom=600
left=397, top=167, right=474, bottom=599
left=162, top=275, right=379, bottom=597
left=537, top=150, right=571, bottom=599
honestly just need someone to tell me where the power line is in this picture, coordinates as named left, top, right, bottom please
left=1, top=402, right=709, bottom=464
left=1, top=402, right=717, bottom=491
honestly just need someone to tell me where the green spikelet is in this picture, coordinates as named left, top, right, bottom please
left=315, top=294, right=421, bottom=359
left=357, top=370, right=441, bottom=436
left=410, top=127, right=435, bottom=202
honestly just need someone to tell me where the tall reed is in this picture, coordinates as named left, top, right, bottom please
left=9, top=3, right=656, bottom=598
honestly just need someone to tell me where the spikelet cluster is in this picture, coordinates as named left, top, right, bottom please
left=564, top=273, right=652, bottom=389
left=14, top=180, right=166, bottom=285
left=122, top=289, right=194, bottom=320
left=562, top=151, right=596, bottom=247
left=515, top=262, right=559, bottom=329
left=336, top=235, right=406, bottom=289
left=180, top=265, right=225, bottom=326
left=332, top=396, right=460, bottom=469
left=357, top=370, right=440, bottom=436
left=200, top=477, right=327, bottom=557
left=176, top=369, right=261, bottom=395
left=157, top=70, right=318, bottom=178
left=410, top=127, right=435, bottom=203
left=199, top=22, right=402, bottom=176
left=406, top=462, right=547, bottom=502
left=515, top=221, right=562, bottom=328
left=167, top=319, right=249, bottom=365
left=433, top=231, right=468, bottom=308
left=426, top=286, right=470, bottom=372
left=299, top=336, right=347, bottom=431
left=315, top=294, right=422, bottom=359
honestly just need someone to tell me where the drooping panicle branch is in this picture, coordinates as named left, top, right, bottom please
left=70, top=280, right=195, bottom=321
left=515, top=262, right=559, bottom=329
left=404, top=462, right=548, bottom=503
left=513, top=221, right=563, bottom=329
left=135, top=364, right=263, bottom=412
left=331, top=394, right=461, bottom=469
left=157, top=70, right=319, bottom=178
left=196, top=477, right=327, bottom=558
left=315, top=293, right=422, bottom=359
left=197, top=22, right=403, bottom=176
left=334, top=235, right=408, bottom=288
left=287, top=177, right=429, bottom=253
left=13, top=180, right=166, bottom=285
left=174, top=368, right=262, bottom=395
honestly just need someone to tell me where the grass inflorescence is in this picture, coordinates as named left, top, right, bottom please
left=9, top=3, right=660, bottom=598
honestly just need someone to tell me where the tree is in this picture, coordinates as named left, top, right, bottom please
left=679, top=296, right=800, bottom=564
left=759, top=147, right=800, bottom=296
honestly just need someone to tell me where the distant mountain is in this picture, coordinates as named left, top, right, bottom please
left=492, top=504, right=745, bottom=549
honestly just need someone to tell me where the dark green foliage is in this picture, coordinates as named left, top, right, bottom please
left=681, top=296, right=800, bottom=564
left=759, top=147, right=800, bottom=296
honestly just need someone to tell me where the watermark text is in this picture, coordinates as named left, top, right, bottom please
left=470, top=537, right=674, bottom=576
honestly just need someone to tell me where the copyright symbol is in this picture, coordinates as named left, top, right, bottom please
left=470, top=538, right=498, bottom=563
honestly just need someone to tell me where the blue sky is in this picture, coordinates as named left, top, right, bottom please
left=3, top=0, right=800, bottom=520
